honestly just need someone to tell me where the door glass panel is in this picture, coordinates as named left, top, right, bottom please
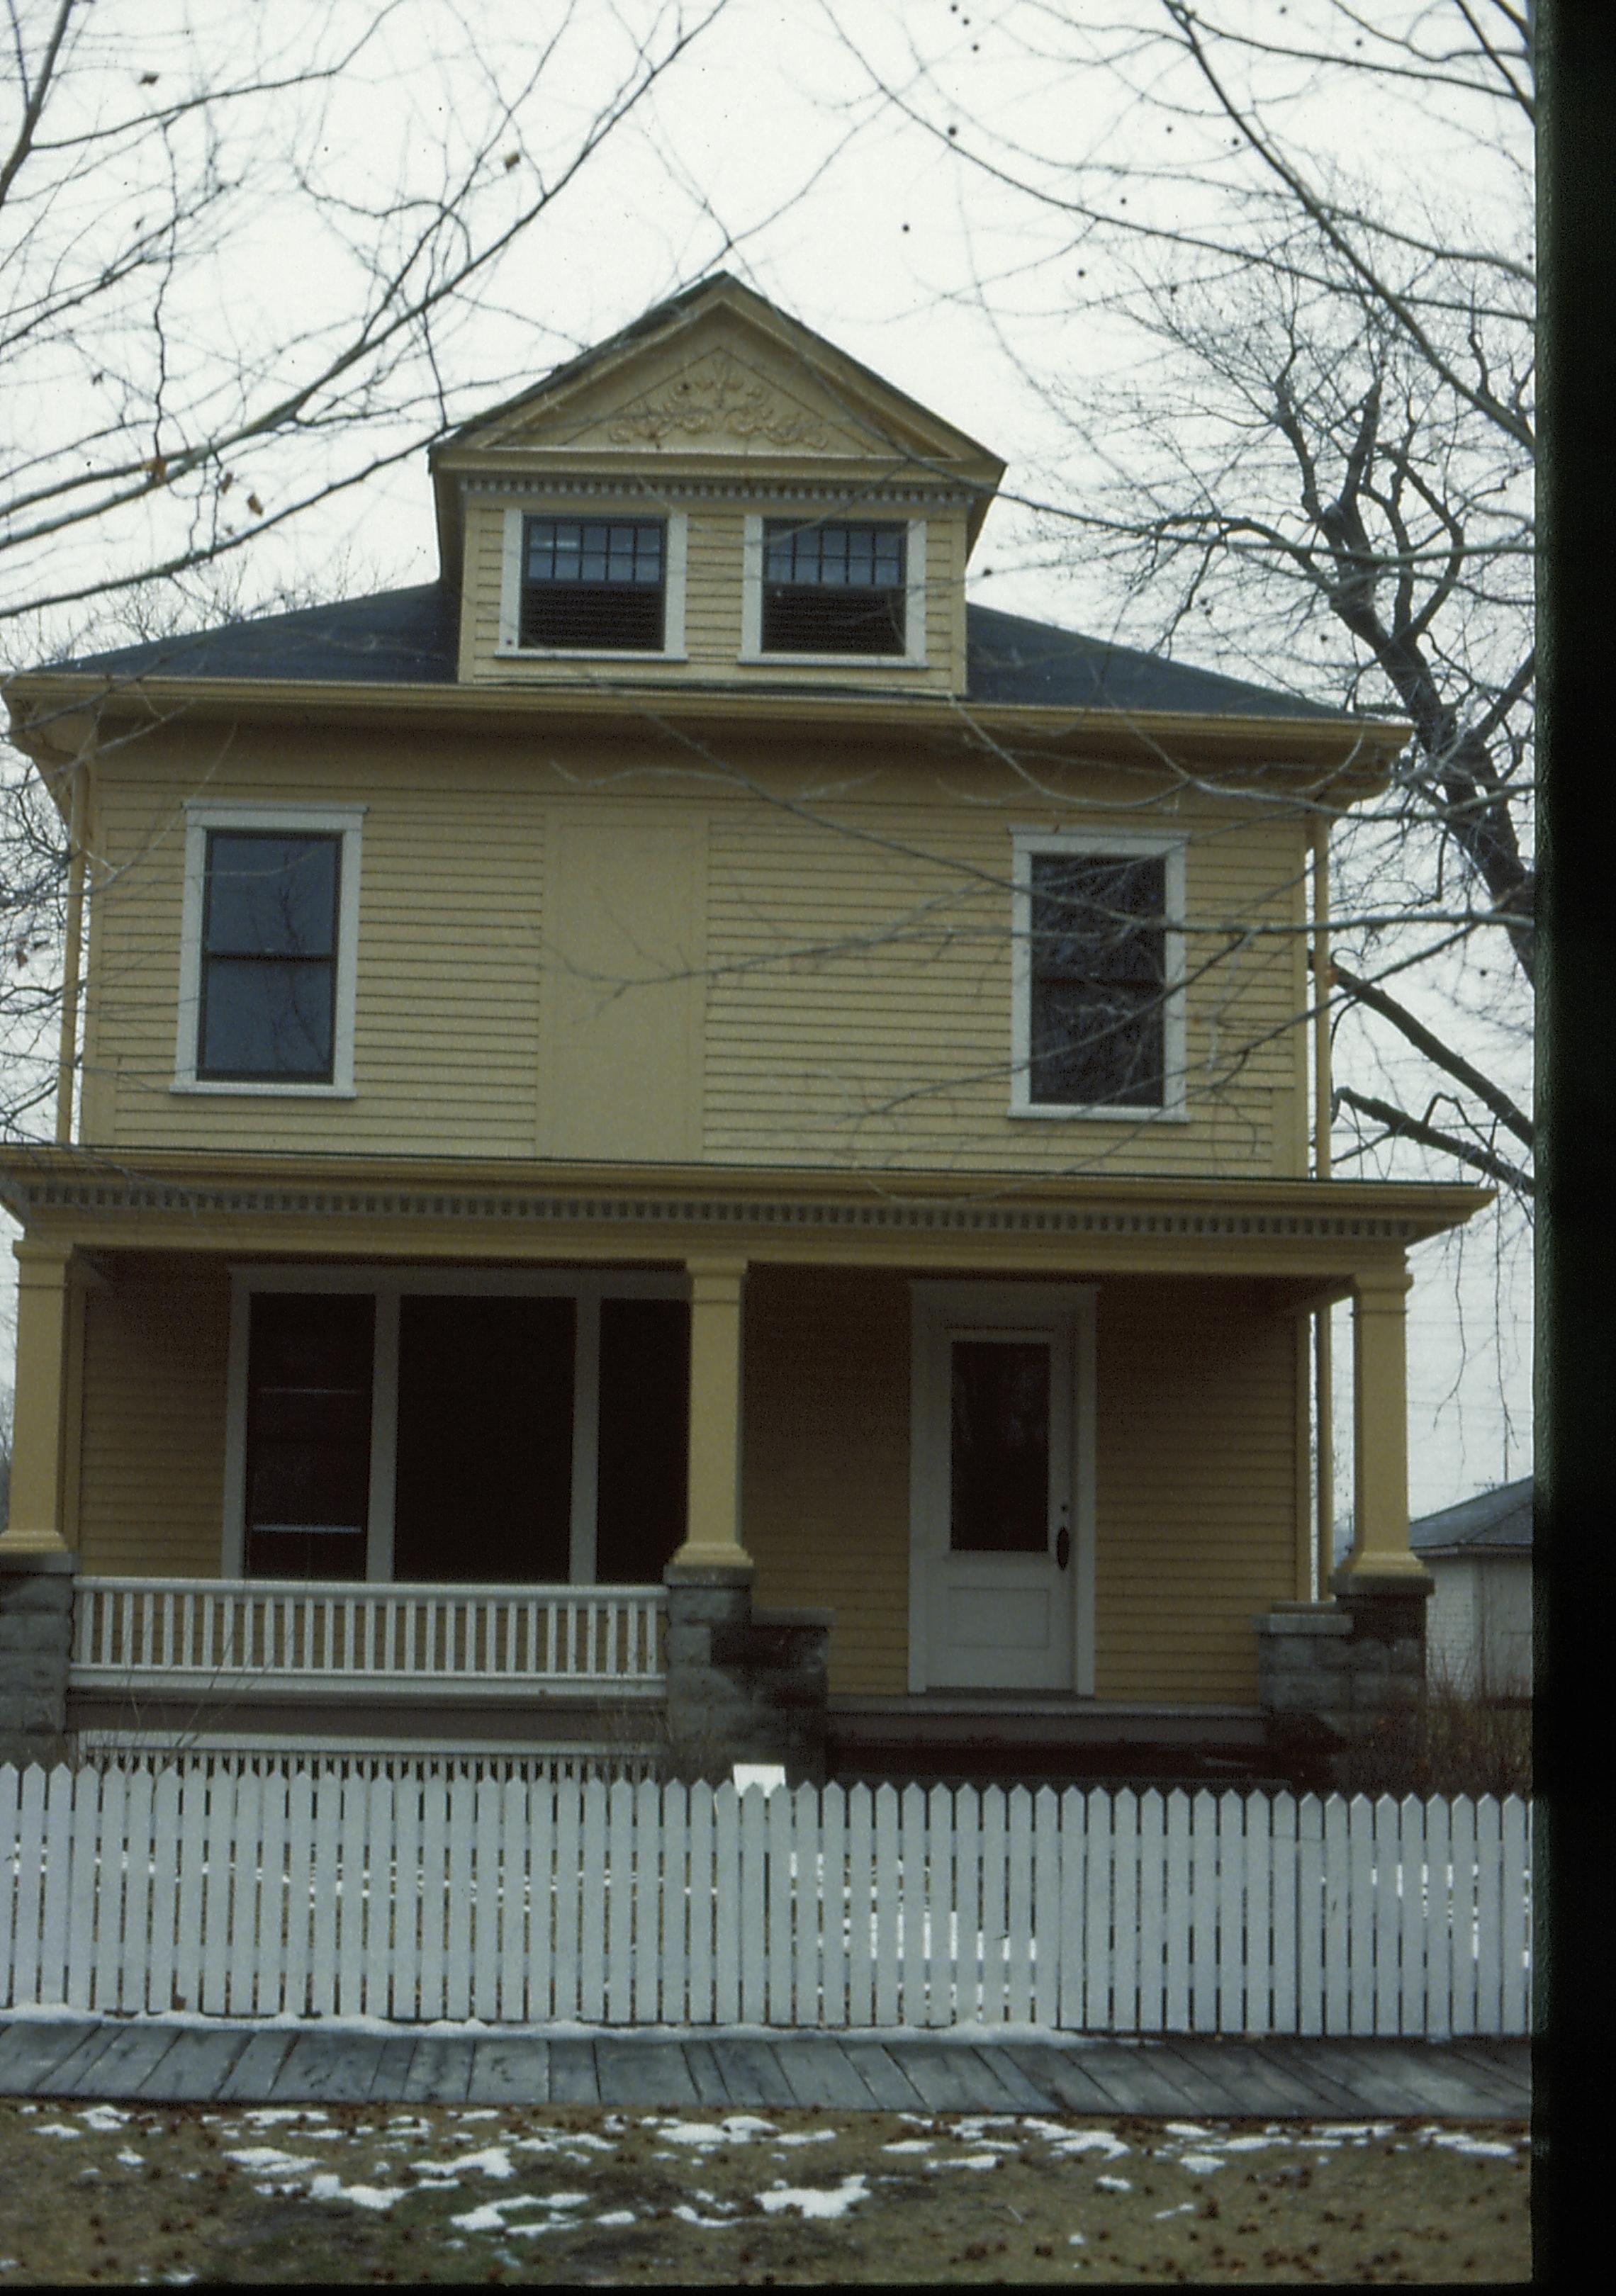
left=393, top=1296, right=575, bottom=1582
left=949, top=1338, right=1050, bottom=1553
left=245, top=1293, right=374, bottom=1579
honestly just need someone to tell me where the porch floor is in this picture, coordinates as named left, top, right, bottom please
left=0, top=2015, right=1530, bottom=2119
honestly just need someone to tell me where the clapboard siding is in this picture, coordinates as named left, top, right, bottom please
left=743, top=1266, right=912, bottom=1696
left=82, top=724, right=1311, bottom=1175
left=1094, top=1279, right=1302, bottom=1704
left=75, top=1254, right=230, bottom=1577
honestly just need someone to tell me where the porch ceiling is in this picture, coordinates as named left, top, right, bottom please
left=0, top=1145, right=1488, bottom=1280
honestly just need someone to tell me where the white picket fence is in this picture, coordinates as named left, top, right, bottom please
left=0, top=1766, right=1533, bottom=2036
left=70, top=1579, right=667, bottom=1699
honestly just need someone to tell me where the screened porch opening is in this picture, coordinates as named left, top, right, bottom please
left=240, top=1283, right=690, bottom=1586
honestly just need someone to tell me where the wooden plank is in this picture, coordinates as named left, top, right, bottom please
left=739, top=1786, right=766, bottom=2026
left=269, top=2031, right=386, bottom=2104
left=706, top=2037, right=797, bottom=2109
left=1446, top=2037, right=1532, bottom=2108
left=686, top=1783, right=714, bottom=2026
left=38, top=1767, right=73, bottom=2008
left=578, top=1781, right=607, bottom=2022
left=546, top=2037, right=600, bottom=2106
left=1246, top=2037, right=1381, bottom=2116
left=883, top=2040, right=1011, bottom=2114
left=1424, top=1796, right=1452, bottom=2040
left=1286, top=2037, right=1454, bottom=2119
left=467, top=2037, right=549, bottom=2105
left=0, top=1768, right=18, bottom=2004
left=836, top=2039, right=926, bottom=2110
left=91, top=1768, right=126, bottom=2015
left=308, top=1773, right=340, bottom=2018
left=819, top=1784, right=846, bottom=2029
left=0, top=2018, right=103, bottom=2093
left=1500, top=1799, right=1531, bottom=2037
left=64, top=1771, right=99, bottom=2012
left=1001, top=2041, right=1119, bottom=2116
left=33, top=2021, right=126, bottom=2094
left=135, top=2026, right=254, bottom=2102
left=1324, top=2037, right=1519, bottom=2121
left=1474, top=1796, right=1503, bottom=2035
left=596, top=2038, right=698, bottom=2108
left=1371, top=1796, right=1401, bottom=2037
left=846, top=1785, right=874, bottom=2028
left=281, top=1769, right=315, bottom=2021
left=552, top=1782, right=581, bottom=2022
left=215, top=2031, right=300, bottom=2103
left=713, top=1783, right=741, bottom=2026
left=1449, top=1798, right=1478, bottom=2037
left=605, top=1779, right=634, bottom=2024
left=1111, top=1790, right=1140, bottom=2036
left=682, top=2038, right=731, bottom=2107
left=1005, top=1788, right=1034, bottom=2026
left=372, top=2035, right=416, bottom=2102
left=771, top=2035, right=879, bottom=2110
left=1296, top=1794, right=1324, bottom=2038
left=1268, top=1793, right=1298, bottom=2038
left=254, top=1769, right=288, bottom=2020
left=361, top=1776, right=395, bottom=2024
left=1155, top=2037, right=1318, bottom=2119
left=1346, top=1796, right=1375, bottom=2037
left=1135, top=1791, right=1165, bottom=2035
left=198, top=1767, right=235, bottom=2018
left=639, top=1777, right=668, bottom=2026
left=766, top=1785, right=795, bottom=2029
left=966, top=2043, right=1064, bottom=2110
left=1216, top=1791, right=1246, bottom=2038
left=224, top=1771, right=261, bottom=2020
left=1323, top=1794, right=1352, bottom=2036
left=473, top=1777, right=503, bottom=2023
left=1188, top=1791, right=1218, bottom=2034
left=1397, top=1796, right=1425, bottom=2041
left=977, top=1787, right=1006, bottom=2027
left=792, top=1783, right=821, bottom=2030
left=400, top=2036, right=473, bottom=2105
left=1163, top=1793, right=1191, bottom=2034
left=444, top=1776, right=476, bottom=2022
left=898, top=1783, right=926, bottom=2030
left=1031, top=1787, right=1060, bottom=2031
left=1057, top=2040, right=1211, bottom=2116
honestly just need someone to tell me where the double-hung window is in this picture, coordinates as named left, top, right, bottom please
left=1011, top=831, right=1186, bottom=1116
left=499, top=509, right=686, bottom=657
left=743, top=513, right=926, bottom=662
left=176, top=804, right=364, bottom=1095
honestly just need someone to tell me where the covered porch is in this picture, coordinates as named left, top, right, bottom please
left=0, top=1148, right=1488, bottom=1779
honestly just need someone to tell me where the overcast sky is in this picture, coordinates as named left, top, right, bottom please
left=3, top=0, right=1533, bottom=1521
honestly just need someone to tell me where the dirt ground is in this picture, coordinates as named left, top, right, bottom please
left=0, top=2095, right=1529, bottom=2283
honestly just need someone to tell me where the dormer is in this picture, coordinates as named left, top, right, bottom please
left=430, top=276, right=1006, bottom=694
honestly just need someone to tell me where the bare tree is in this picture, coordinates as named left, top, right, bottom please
left=823, top=0, right=1534, bottom=1206
left=1, top=0, right=731, bottom=1137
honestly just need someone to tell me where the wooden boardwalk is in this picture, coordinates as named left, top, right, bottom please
left=0, top=2018, right=1530, bottom=2120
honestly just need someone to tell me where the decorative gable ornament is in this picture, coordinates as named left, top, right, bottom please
left=602, top=350, right=835, bottom=451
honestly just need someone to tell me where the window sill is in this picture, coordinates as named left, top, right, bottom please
left=1008, top=1101, right=1191, bottom=1122
left=494, top=645, right=688, bottom=664
left=739, top=650, right=927, bottom=670
left=172, top=1079, right=358, bottom=1100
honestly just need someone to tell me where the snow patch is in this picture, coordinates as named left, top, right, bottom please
left=757, top=2173, right=869, bottom=2220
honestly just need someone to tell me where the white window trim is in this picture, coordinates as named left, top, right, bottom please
left=174, top=801, right=364, bottom=1099
left=223, top=1264, right=688, bottom=1583
left=495, top=504, right=688, bottom=660
left=740, top=512, right=927, bottom=668
left=1009, top=826, right=1189, bottom=1122
left=907, top=1280, right=1097, bottom=1696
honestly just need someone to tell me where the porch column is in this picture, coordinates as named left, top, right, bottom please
left=1340, top=1262, right=1427, bottom=1583
left=673, top=1253, right=751, bottom=1569
left=1, top=1240, right=75, bottom=1559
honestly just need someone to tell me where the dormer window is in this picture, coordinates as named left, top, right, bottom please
left=520, top=516, right=666, bottom=651
left=761, top=519, right=907, bottom=655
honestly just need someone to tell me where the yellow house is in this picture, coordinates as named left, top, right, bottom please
left=0, top=277, right=1486, bottom=1782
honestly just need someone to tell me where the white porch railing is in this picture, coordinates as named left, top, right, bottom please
left=69, top=1577, right=667, bottom=1701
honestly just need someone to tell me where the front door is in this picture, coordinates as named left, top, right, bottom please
left=911, top=1283, right=1095, bottom=1692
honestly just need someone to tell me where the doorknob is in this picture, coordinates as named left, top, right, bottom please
left=1055, top=1526, right=1071, bottom=1572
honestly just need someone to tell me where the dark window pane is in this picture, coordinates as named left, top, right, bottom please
left=204, top=835, right=338, bottom=957
left=245, top=1294, right=374, bottom=1580
left=199, top=956, right=335, bottom=1079
left=392, top=1296, right=576, bottom=1584
left=1028, top=852, right=1167, bottom=1107
left=595, top=1298, right=689, bottom=1583
left=949, top=1339, right=1050, bottom=1553
left=521, top=516, right=665, bottom=650
left=761, top=519, right=907, bottom=654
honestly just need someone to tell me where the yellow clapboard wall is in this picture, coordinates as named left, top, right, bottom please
left=79, top=724, right=1311, bottom=1178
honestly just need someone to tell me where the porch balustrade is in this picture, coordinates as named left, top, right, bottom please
left=70, top=1578, right=668, bottom=1700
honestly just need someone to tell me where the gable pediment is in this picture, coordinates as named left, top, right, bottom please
left=436, top=279, right=1004, bottom=488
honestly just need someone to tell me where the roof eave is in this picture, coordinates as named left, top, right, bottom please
left=5, top=668, right=1408, bottom=787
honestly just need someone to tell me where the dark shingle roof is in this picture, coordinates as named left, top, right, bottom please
left=47, top=585, right=1360, bottom=723
left=1408, top=1478, right=1534, bottom=1556
left=55, top=585, right=459, bottom=685
left=965, top=604, right=1344, bottom=719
